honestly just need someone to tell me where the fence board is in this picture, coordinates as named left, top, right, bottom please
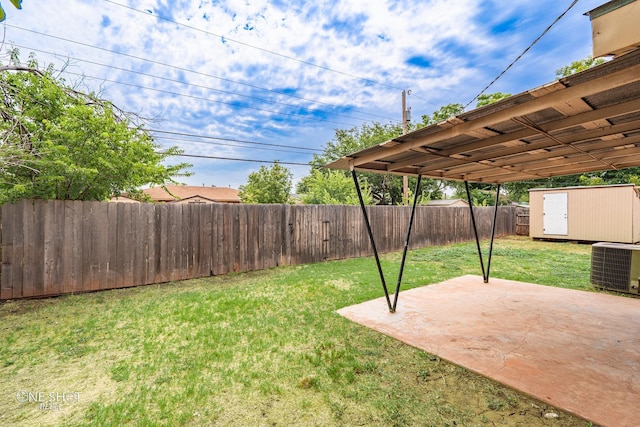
left=262, top=206, right=271, bottom=269
left=118, top=203, right=127, bottom=288
left=131, top=203, right=145, bottom=288
left=52, top=201, right=66, bottom=295
left=43, top=201, right=56, bottom=296
left=143, top=204, right=155, bottom=285
left=16, top=201, right=25, bottom=297
left=215, top=204, right=226, bottom=275
left=166, top=204, right=178, bottom=282
left=106, top=203, right=118, bottom=290
left=199, top=204, right=211, bottom=277
left=20, top=201, right=33, bottom=297
left=1, top=203, right=14, bottom=299
left=81, top=202, right=94, bottom=292
left=181, top=205, right=190, bottom=280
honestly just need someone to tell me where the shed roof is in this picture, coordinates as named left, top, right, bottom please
left=528, top=183, right=638, bottom=192
left=326, top=48, right=640, bottom=184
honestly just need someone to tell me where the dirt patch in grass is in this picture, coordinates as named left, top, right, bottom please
left=2, top=352, right=124, bottom=427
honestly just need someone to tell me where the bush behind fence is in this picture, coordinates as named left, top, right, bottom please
left=0, top=200, right=518, bottom=300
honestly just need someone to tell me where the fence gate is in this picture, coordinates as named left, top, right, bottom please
left=516, top=207, right=530, bottom=236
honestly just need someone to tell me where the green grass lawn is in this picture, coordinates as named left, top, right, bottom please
left=1, top=236, right=595, bottom=426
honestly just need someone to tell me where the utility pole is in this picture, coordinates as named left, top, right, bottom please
left=402, top=90, right=411, bottom=205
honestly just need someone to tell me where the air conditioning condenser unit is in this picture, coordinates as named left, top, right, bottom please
left=591, top=242, right=640, bottom=294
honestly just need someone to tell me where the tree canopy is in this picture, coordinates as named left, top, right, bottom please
left=301, top=169, right=371, bottom=205
left=299, top=96, right=519, bottom=206
left=299, top=121, right=445, bottom=205
left=420, top=103, right=464, bottom=126
left=555, top=56, right=605, bottom=79
left=476, top=92, right=511, bottom=107
left=239, top=162, right=292, bottom=204
left=0, top=53, right=190, bottom=204
left=0, top=0, right=21, bottom=22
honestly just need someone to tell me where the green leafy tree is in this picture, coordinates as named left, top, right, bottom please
left=555, top=56, right=605, bottom=79
left=303, top=122, right=445, bottom=205
left=310, top=122, right=405, bottom=167
left=429, top=96, right=509, bottom=204
left=305, top=122, right=405, bottom=205
left=0, top=54, right=190, bottom=203
left=301, top=169, right=371, bottom=205
left=420, top=103, right=464, bottom=126
left=451, top=185, right=502, bottom=206
left=0, top=0, right=21, bottom=22
left=476, top=92, right=511, bottom=107
left=300, top=95, right=518, bottom=205
left=239, top=162, right=292, bottom=204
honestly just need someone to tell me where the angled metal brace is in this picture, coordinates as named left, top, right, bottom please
left=352, top=169, right=392, bottom=310
left=351, top=169, right=422, bottom=312
left=464, top=181, right=501, bottom=283
left=392, top=175, right=422, bottom=312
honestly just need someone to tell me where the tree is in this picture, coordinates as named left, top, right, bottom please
left=420, top=103, right=464, bottom=126
left=476, top=92, right=511, bottom=107
left=451, top=185, right=503, bottom=206
left=0, top=53, right=190, bottom=204
left=301, top=169, right=371, bottom=205
left=423, top=97, right=510, bottom=204
left=555, top=56, right=605, bottom=79
left=309, top=122, right=405, bottom=167
left=302, top=121, right=446, bottom=205
left=239, top=162, right=292, bottom=204
left=0, top=0, right=21, bottom=22
left=300, top=95, right=515, bottom=205
left=305, top=122, right=406, bottom=205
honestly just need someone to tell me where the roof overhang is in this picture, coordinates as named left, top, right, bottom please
left=326, top=48, right=640, bottom=184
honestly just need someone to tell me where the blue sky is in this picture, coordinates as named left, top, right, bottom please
left=2, top=0, right=607, bottom=190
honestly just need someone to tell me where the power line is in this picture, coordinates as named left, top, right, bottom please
left=154, top=136, right=318, bottom=155
left=6, top=25, right=397, bottom=123
left=146, top=129, right=323, bottom=152
left=11, top=43, right=396, bottom=123
left=0, top=69, right=328, bottom=156
left=463, top=0, right=580, bottom=109
left=104, top=0, right=407, bottom=92
left=159, top=152, right=311, bottom=166
left=63, top=70, right=358, bottom=128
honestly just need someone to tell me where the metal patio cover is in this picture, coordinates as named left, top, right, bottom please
left=326, top=48, right=640, bottom=184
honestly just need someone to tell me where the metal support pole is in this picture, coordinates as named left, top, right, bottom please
left=351, top=169, right=393, bottom=311
left=392, top=175, right=422, bottom=312
left=464, top=181, right=487, bottom=281
left=485, top=184, right=501, bottom=283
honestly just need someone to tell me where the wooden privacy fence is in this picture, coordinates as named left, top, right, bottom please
left=0, top=200, right=518, bottom=300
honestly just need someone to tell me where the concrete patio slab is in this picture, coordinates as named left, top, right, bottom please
left=337, top=275, right=640, bottom=427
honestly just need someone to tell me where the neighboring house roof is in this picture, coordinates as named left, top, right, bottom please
left=109, top=195, right=141, bottom=203
left=170, top=195, right=221, bottom=204
left=143, top=185, right=241, bottom=203
left=427, top=199, right=469, bottom=207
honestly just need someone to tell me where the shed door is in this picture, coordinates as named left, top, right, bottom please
left=543, top=193, right=568, bottom=235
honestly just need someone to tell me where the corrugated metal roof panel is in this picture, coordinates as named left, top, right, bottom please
left=326, top=49, right=640, bottom=184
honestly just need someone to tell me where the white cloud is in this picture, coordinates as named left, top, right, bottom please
left=3, top=0, right=608, bottom=189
